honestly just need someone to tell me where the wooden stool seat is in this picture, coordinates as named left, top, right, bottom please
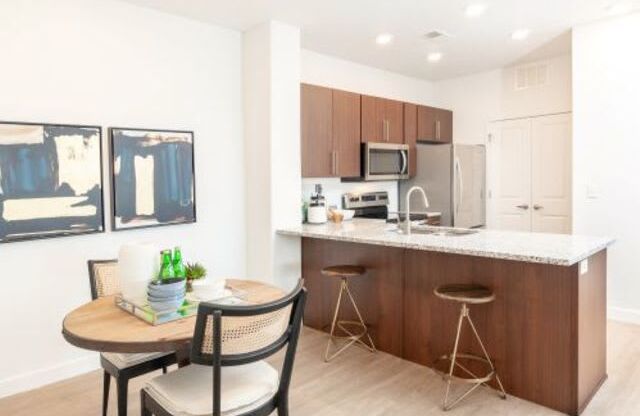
left=434, top=283, right=495, bottom=304
left=321, top=265, right=366, bottom=278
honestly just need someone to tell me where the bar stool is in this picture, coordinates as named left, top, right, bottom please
left=433, top=283, right=507, bottom=411
left=322, top=265, right=376, bottom=362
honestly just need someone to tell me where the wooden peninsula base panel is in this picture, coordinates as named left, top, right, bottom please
left=302, top=237, right=607, bottom=416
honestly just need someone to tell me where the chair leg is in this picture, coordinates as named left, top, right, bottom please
left=465, top=310, right=507, bottom=399
left=102, top=371, right=111, bottom=416
left=140, top=390, right=152, bottom=416
left=162, top=365, right=167, bottom=374
left=324, top=280, right=345, bottom=362
left=116, top=377, right=129, bottom=416
left=443, top=303, right=466, bottom=410
left=343, top=281, right=376, bottom=352
left=277, top=394, right=289, bottom=416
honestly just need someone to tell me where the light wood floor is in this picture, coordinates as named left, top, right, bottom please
left=2, top=321, right=640, bottom=416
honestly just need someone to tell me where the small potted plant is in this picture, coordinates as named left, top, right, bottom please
left=185, top=262, right=207, bottom=292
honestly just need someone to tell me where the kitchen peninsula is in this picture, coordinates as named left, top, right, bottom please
left=278, top=219, right=614, bottom=415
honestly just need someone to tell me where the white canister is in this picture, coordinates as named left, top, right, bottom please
left=118, top=242, right=160, bottom=302
left=308, top=206, right=327, bottom=224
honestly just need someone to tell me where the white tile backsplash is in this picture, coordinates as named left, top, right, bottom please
left=302, top=178, right=399, bottom=212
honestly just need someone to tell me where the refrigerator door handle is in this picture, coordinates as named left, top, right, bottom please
left=454, top=157, right=463, bottom=215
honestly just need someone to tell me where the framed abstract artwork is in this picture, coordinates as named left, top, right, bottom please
left=109, top=127, right=196, bottom=231
left=0, top=121, right=104, bottom=243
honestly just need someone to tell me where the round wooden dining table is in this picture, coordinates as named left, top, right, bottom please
left=62, top=279, right=286, bottom=359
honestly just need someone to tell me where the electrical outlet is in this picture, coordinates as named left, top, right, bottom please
left=579, top=259, right=589, bottom=275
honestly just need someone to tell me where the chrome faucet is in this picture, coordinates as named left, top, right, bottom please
left=401, top=186, right=430, bottom=235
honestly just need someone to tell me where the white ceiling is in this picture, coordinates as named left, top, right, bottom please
left=119, top=0, right=639, bottom=80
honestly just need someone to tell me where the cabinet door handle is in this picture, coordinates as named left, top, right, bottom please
left=335, top=152, right=339, bottom=175
left=384, top=119, right=390, bottom=142
left=436, top=120, right=441, bottom=140
left=533, top=204, right=543, bottom=210
left=516, top=204, right=529, bottom=210
left=331, top=151, right=336, bottom=175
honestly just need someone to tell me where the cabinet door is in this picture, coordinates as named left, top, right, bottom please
left=417, top=105, right=438, bottom=140
left=417, top=106, right=453, bottom=143
left=403, top=103, right=417, bottom=176
left=385, top=99, right=405, bottom=143
left=361, top=95, right=384, bottom=142
left=436, top=109, right=453, bottom=143
left=362, top=96, right=404, bottom=143
left=301, top=84, right=334, bottom=177
left=333, top=90, right=361, bottom=177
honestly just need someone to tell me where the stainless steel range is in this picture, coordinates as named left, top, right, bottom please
left=342, top=191, right=389, bottom=219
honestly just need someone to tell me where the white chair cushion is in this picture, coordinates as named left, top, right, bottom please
left=102, top=352, right=171, bottom=369
left=144, top=361, right=279, bottom=416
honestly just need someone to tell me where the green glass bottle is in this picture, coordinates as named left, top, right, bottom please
left=159, top=250, right=175, bottom=280
left=172, top=246, right=186, bottom=278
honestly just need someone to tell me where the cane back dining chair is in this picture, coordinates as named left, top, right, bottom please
left=87, top=260, right=177, bottom=416
left=140, top=280, right=307, bottom=416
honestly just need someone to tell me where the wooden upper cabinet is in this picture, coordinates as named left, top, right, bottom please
left=404, top=103, right=417, bottom=177
left=417, top=105, right=453, bottom=143
left=301, top=84, right=361, bottom=178
left=361, top=95, right=404, bottom=143
left=301, top=84, right=333, bottom=177
left=332, top=89, right=361, bottom=177
left=436, top=108, right=453, bottom=142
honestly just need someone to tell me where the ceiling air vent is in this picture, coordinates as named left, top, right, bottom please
left=424, top=30, right=452, bottom=40
left=515, top=62, right=549, bottom=90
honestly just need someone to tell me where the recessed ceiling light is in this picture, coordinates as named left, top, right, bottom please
left=606, top=2, right=632, bottom=15
left=465, top=3, right=487, bottom=17
left=511, top=29, right=530, bottom=41
left=427, top=52, right=443, bottom=63
left=375, top=33, right=394, bottom=45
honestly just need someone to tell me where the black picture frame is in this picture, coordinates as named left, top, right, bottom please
left=0, top=120, right=105, bottom=244
left=109, top=127, right=197, bottom=232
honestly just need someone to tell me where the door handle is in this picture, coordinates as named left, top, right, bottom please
left=533, top=204, right=543, bottom=210
left=436, top=120, right=441, bottom=140
left=400, top=150, right=408, bottom=175
left=516, top=204, right=529, bottom=210
left=384, top=120, right=390, bottom=142
left=331, top=151, right=336, bottom=175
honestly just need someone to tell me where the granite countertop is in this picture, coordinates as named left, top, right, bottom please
left=277, top=219, right=614, bottom=266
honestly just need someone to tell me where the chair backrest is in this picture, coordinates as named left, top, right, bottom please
left=189, top=280, right=307, bottom=416
left=87, top=259, right=120, bottom=300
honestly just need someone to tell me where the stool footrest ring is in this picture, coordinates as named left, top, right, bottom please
left=434, top=353, right=495, bottom=385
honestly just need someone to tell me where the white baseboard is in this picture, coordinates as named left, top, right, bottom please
left=0, top=354, right=100, bottom=399
left=609, top=306, right=640, bottom=325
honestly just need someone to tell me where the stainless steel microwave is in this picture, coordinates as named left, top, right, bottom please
left=363, top=142, right=410, bottom=181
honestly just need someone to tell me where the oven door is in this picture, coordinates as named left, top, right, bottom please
left=364, top=143, right=409, bottom=181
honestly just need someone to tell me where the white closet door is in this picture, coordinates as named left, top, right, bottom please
left=488, top=119, right=532, bottom=231
left=531, top=113, right=572, bottom=234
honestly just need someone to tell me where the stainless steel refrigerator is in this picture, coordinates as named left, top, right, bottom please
left=399, top=143, right=486, bottom=228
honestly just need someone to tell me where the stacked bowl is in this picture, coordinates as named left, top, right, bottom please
left=147, top=278, right=186, bottom=312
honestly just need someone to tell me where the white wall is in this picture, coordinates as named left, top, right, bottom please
left=0, top=0, right=244, bottom=397
left=300, top=50, right=436, bottom=211
left=573, top=12, right=640, bottom=323
left=434, top=54, right=573, bottom=145
left=244, top=21, right=302, bottom=290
